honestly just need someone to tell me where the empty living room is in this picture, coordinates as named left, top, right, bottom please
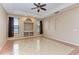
left=0, top=3, right=79, bottom=55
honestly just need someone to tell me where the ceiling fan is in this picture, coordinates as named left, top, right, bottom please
left=31, top=3, right=47, bottom=12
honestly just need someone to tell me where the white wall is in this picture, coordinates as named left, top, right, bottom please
left=0, top=5, right=7, bottom=48
left=43, top=6, right=79, bottom=46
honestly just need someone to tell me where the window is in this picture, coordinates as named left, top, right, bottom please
left=14, top=17, right=19, bottom=33
left=36, top=20, right=40, bottom=33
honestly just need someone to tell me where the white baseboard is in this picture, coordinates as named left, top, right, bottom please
left=8, top=35, right=43, bottom=40
left=0, top=39, right=7, bottom=51
left=43, top=34, right=79, bottom=48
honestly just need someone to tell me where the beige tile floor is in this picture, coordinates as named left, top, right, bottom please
left=0, top=37, right=75, bottom=55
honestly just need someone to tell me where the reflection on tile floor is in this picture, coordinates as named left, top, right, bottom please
left=0, top=37, right=75, bottom=55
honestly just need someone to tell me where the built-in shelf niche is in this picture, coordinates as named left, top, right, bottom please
left=24, top=18, right=34, bottom=37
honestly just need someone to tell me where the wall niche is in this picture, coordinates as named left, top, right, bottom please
left=24, top=18, right=34, bottom=37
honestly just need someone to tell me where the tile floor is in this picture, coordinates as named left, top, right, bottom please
left=0, top=37, right=76, bottom=55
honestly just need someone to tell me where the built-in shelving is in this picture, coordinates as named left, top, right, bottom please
left=24, top=19, right=34, bottom=37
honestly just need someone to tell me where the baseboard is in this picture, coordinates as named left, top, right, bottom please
left=43, top=34, right=79, bottom=48
left=8, top=35, right=43, bottom=40
left=0, top=39, right=7, bottom=51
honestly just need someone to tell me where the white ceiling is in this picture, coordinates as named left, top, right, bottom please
left=1, top=3, right=74, bottom=18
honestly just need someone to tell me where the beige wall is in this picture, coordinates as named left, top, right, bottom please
left=19, top=16, right=39, bottom=37
left=19, top=16, right=34, bottom=37
left=43, top=6, right=79, bottom=45
left=0, top=5, right=7, bottom=48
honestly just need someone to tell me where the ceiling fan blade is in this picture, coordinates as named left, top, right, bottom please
left=34, top=3, right=39, bottom=7
left=40, top=4, right=46, bottom=7
left=41, top=8, right=47, bottom=11
left=37, top=9, right=40, bottom=12
left=31, top=7, right=38, bottom=9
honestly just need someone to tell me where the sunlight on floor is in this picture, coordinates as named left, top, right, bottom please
left=13, top=43, right=19, bottom=55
